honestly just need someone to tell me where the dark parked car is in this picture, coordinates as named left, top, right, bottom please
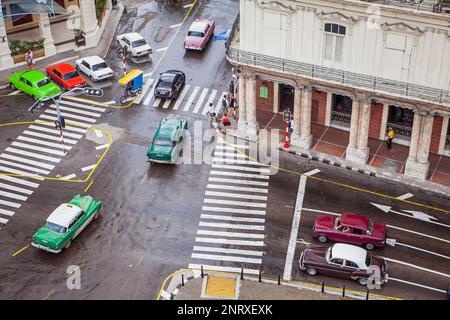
left=299, top=243, right=388, bottom=286
left=154, top=70, right=185, bottom=100
left=313, top=212, right=387, bottom=250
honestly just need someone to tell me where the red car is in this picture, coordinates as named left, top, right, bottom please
left=183, top=19, right=215, bottom=51
left=313, top=212, right=387, bottom=250
left=46, top=63, right=85, bottom=90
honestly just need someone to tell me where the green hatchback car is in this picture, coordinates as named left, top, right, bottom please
left=8, top=70, right=61, bottom=101
left=147, top=117, right=188, bottom=164
left=31, top=194, right=102, bottom=253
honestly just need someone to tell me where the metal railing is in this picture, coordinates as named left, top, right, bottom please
left=386, top=122, right=412, bottom=140
left=227, top=47, right=450, bottom=106
left=225, top=13, right=240, bottom=50
left=331, top=111, right=352, bottom=127
left=360, top=0, right=447, bottom=13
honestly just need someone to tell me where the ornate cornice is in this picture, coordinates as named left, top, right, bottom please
left=380, top=22, right=425, bottom=36
left=255, top=0, right=296, bottom=14
left=316, top=11, right=360, bottom=25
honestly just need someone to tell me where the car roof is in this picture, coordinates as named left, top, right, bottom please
left=341, top=213, right=369, bottom=230
left=46, top=203, right=82, bottom=228
left=331, top=243, right=367, bottom=265
left=51, top=63, right=75, bottom=74
left=158, top=118, right=181, bottom=138
left=121, top=32, right=144, bottom=41
left=82, top=56, right=105, bottom=65
left=189, top=20, right=209, bottom=33
left=21, top=70, right=47, bottom=81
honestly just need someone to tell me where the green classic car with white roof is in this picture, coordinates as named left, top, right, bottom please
left=32, top=194, right=102, bottom=253
left=147, top=117, right=188, bottom=164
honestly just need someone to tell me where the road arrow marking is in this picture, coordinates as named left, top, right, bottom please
left=396, top=193, right=414, bottom=200
left=296, top=238, right=311, bottom=246
left=304, top=169, right=320, bottom=176
left=370, top=203, right=450, bottom=229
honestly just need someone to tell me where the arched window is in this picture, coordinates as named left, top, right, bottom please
left=323, top=23, right=346, bottom=63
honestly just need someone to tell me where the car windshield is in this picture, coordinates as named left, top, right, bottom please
left=63, top=71, right=79, bottom=80
left=36, top=78, right=51, bottom=87
left=132, top=39, right=147, bottom=47
left=188, top=31, right=205, bottom=37
left=154, top=137, right=172, bottom=146
left=159, top=75, right=174, bottom=88
left=92, top=62, right=108, bottom=71
left=44, top=221, right=67, bottom=233
left=367, top=219, right=374, bottom=235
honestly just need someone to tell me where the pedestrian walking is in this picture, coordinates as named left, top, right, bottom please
left=221, top=94, right=228, bottom=113
left=206, top=102, right=217, bottom=126
left=229, top=80, right=235, bottom=96
left=386, top=127, right=395, bottom=150
left=25, top=50, right=34, bottom=69
left=222, top=114, right=231, bottom=131
left=228, top=94, right=236, bottom=119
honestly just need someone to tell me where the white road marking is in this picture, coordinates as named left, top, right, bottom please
left=5, top=147, right=61, bottom=164
left=0, top=153, right=55, bottom=170
left=0, top=198, right=21, bottom=208
left=388, top=277, right=447, bottom=294
left=207, top=184, right=268, bottom=194
left=162, top=98, right=172, bottom=109
left=192, top=88, right=209, bottom=113
left=0, top=175, right=39, bottom=188
left=191, top=253, right=262, bottom=264
left=403, top=210, right=438, bottom=222
left=201, top=89, right=218, bottom=115
left=16, top=136, right=72, bottom=150
left=172, top=85, right=190, bottom=110
left=183, top=3, right=194, bottom=8
left=49, top=104, right=102, bottom=117
left=153, top=98, right=161, bottom=108
left=302, top=208, right=450, bottom=244
left=197, top=229, right=264, bottom=239
left=283, top=175, right=307, bottom=281
left=28, top=125, right=84, bottom=138
left=204, top=199, right=266, bottom=208
left=0, top=182, right=33, bottom=195
left=210, top=171, right=269, bottom=180
left=59, top=99, right=106, bottom=112
left=200, top=214, right=265, bottom=223
left=81, top=165, right=96, bottom=172
left=396, top=193, right=414, bottom=200
left=303, top=169, right=321, bottom=176
left=45, top=109, right=96, bottom=123
left=188, top=264, right=260, bottom=275
left=170, top=23, right=182, bottom=28
left=0, top=159, right=50, bottom=175
left=183, top=86, right=200, bottom=111
left=208, top=177, right=269, bottom=187
left=395, top=242, right=450, bottom=260
left=9, top=90, right=20, bottom=95
left=156, top=47, right=168, bottom=52
left=383, top=257, right=450, bottom=278
left=214, top=151, right=247, bottom=158
left=95, top=144, right=110, bottom=150
left=193, top=245, right=263, bottom=256
left=143, top=83, right=156, bottom=106
left=205, top=190, right=267, bottom=201
left=215, top=145, right=249, bottom=152
left=38, top=115, right=92, bottom=129
left=213, top=158, right=265, bottom=166
left=0, top=217, right=8, bottom=224
left=60, top=173, right=77, bottom=180
left=94, top=129, right=103, bottom=138
left=104, top=100, right=116, bottom=105
left=11, top=142, right=66, bottom=156
left=0, top=190, right=27, bottom=201
left=22, top=130, right=77, bottom=144
left=0, top=208, right=15, bottom=216
left=202, top=206, right=265, bottom=215
left=194, top=237, right=264, bottom=247
left=134, top=78, right=154, bottom=104
left=199, top=221, right=265, bottom=231
left=211, top=164, right=271, bottom=174
left=0, top=165, right=44, bottom=180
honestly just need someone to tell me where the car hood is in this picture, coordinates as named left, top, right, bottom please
left=314, top=215, right=334, bottom=230
left=303, top=245, right=328, bottom=264
left=184, top=36, right=203, bottom=47
left=33, top=228, right=64, bottom=247
left=148, top=143, right=173, bottom=160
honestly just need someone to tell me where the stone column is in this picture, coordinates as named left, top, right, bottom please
left=347, top=100, right=371, bottom=163
left=38, top=12, right=57, bottom=57
left=405, top=112, right=432, bottom=180
left=273, top=83, right=279, bottom=113
left=246, top=76, right=259, bottom=137
left=79, top=0, right=99, bottom=47
left=238, top=76, right=247, bottom=133
left=0, top=2, right=14, bottom=69
left=298, top=87, right=313, bottom=149
left=347, top=99, right=361, bottom=149
left=290, top=86, right=302, bottom=146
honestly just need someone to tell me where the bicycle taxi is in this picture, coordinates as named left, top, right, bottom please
left=118, top=69, right=143, bottom=104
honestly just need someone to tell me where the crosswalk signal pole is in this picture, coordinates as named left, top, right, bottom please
left=283, top=109, right=291, bottom=149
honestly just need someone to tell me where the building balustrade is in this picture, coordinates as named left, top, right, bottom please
left=386, top=122, right=413, bottom=140
left=331, top=111, right=352, bottom=128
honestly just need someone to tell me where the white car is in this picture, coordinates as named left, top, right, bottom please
left=75, top=56, right=114, bottom=82
left=116, top=32, right=152, bottom=58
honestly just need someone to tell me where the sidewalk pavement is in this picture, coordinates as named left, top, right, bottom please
left=0, top=3, right=124, bottom=83
left=253, top=108, right=450, bottom=197
left=158, top=269, right=397, bottom=300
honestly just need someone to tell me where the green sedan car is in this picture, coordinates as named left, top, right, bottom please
left=147, top=117, right=188, bottom=164
left=31, top=194, right=102, bottom=253
left=8, top=70, right=61, bottom=101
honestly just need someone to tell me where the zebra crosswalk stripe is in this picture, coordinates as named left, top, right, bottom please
left=193, top=245, right=263, bottom=256
left=45, top=109, right=97, bottom=123
left=197, top=229, right=264, bottom=239
left=193, top=237, right=264, bottom=246
left=188, top=264, right=260, bottom=275
left=183, top=86, right=200, bottom=111
left=199, top=221, right=265, bottom=231
left=28, top=125, right=84, bottom=138
left=0, top=159, right=50, bottom=175
left=16, top=136, right=72, bottom=150
left=202, top=206, right=266, bottom=215
left=192, top=88, right=209, bottom=114
left=0, top=190, right=27, bottom=201
left=0, top=174, right=40, bottom=188
left=134, top=78, right=154, bottom=104
left=0, top=182, right=33, bottom=195
left=0, top=208, right=15, bottom=217
left=0, top=153, right=55, bottom=170
left=11, top=142, right=66, bottom=157
left=191, top=253, right=262, bottom=264
left=206, top=184, right=268, bottom=193
left=22, top=130, right=77, bottom=144
left=208, top=177, right=269, bottom=187
left=0, top=198, right=21, bottom=208
left=38, top=115, right=91, bottom=129
left=173, top=85, right=190, bottom=110
left=205, top=190, right=267, bottom=201
left=143, top=83, right=156, bottom=106
left=48, top=104, right=102, bottom=117
left=201, top=89, right=217, bottom=115
left=59, top=98, right=106, bottom=112
left=0, top=165, right=45, bottom=180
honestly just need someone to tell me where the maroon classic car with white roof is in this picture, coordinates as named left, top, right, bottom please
left=183, top=19, right=215, bottom=51
left=299, top=243, right=388, bottom=286
left=313, top=212, right=387, bottom=250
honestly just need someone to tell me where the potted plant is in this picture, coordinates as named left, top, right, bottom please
left=74, top=28, right=86, bottom=47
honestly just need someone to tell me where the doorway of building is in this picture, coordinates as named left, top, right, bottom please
left=280, top=84, right=294, bottom=114
left=386, top=105, right=414, bottom=143
left=330, top=93, right=353, bottom=130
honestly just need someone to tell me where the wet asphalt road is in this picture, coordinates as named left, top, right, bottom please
left=0, top=0, right=449, bottom=300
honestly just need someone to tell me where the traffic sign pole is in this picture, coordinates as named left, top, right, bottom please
left=284, top=120, right=290, bottom=148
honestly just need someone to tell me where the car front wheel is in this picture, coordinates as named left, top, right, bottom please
left=317, top=235, right=328, bottom=243
left=357, top=277, right=368, bottom=286
left=364, top=243, right=375, bottom=250
left=10, top=83, right=16, bottom=90
left=306, top=267, right=317, bottom=276
left=64, top=240, right=72, bottom=249
left=90, top=75, right=97, bottom=83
